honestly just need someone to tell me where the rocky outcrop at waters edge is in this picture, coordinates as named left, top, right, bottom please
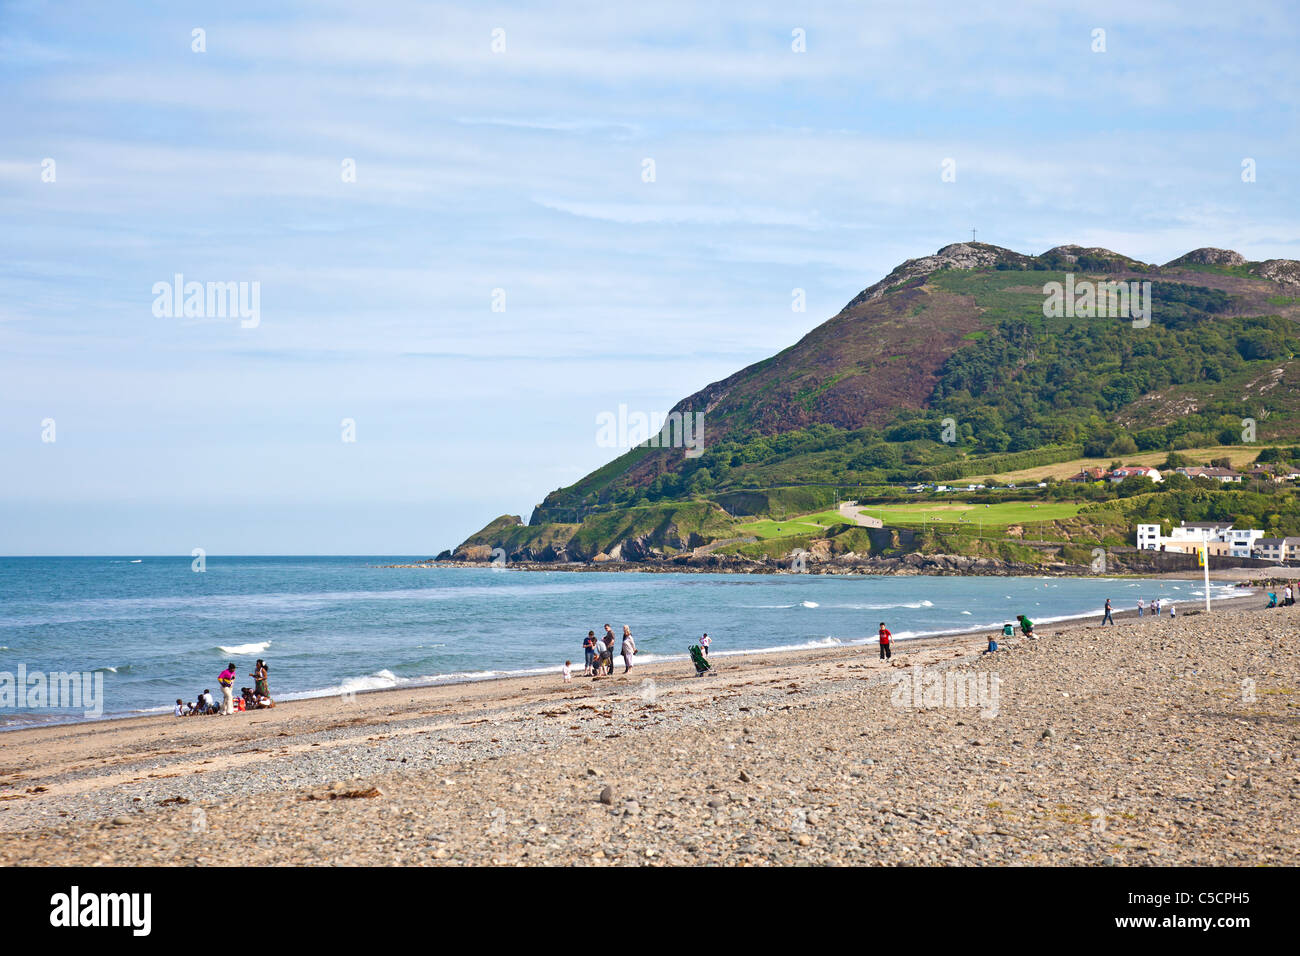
left=411, top=550, right=1072, bottom=576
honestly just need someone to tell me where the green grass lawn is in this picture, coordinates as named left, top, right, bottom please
left=854, top=500, right=1083, bottom=528
left=803, top=509, right=848, bottom=525
left=734, top=518, right=828, bottom=539
left=735, top=508, right=852, bottom=539
left=735, top=500, right=1081, bottom=538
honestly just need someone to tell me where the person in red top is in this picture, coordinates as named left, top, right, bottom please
left=878, top=622, right=892, bottom=661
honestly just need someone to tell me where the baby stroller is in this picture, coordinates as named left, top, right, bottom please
left=689, top=644, right=712, bottom=677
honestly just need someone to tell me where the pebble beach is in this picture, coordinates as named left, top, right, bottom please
left=0, top=586, right=1296, bottom=866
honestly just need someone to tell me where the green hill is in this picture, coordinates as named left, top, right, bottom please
left=454, top=242, right=1300, bottom=563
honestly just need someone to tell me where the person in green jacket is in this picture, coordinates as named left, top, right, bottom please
left=1017, top=614, right=1037, bottom=639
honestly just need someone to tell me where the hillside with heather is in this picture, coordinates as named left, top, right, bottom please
left=451, top=242, right=1300, bottom=567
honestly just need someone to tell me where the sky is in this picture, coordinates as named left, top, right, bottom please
left=1, top=0, right=1298, bottom=555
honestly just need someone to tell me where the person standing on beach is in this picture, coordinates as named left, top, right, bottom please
left=878, top=622, right=892, bottom=660
left=562, top=660, right=573, bottom=683
left=251, top=659, right=269, bottom=699
left=1137, top=599, right=1144, bottom=618
left=621, top=625, right=637, bottom=674
left=602, top=624, right=616, bottom=674
left=700, top=633, right=711, bottom=658
left=217, top=663, right=236, bottom=715
left=582, top=631, right=598, bottom=676
left=1169, top=603, right=1176, bottom=619
left=1102, top=599, right=1114, bottom=625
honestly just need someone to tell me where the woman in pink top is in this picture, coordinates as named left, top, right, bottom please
left=218, top=663, right=236, bottom=715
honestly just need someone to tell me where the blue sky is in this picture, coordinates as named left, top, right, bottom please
left=2, top=0, right=1297, bottom=554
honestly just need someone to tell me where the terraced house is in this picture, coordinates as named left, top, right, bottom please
left=1254, top=537, right=1300, bottom=562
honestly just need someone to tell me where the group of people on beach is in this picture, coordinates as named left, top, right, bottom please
left=568, top=624, right=639, bottom=680
left=1133, top=598, right=1176, bottom=619
left=563, top=627, right=715, bottom=681
left=981, top=616, right=1035, bottom=654
left=174, top=659, right=274, bottom=716
left=1265, top=585, right=1295, bottom=608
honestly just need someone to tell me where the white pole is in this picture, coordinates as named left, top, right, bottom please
left=1203, top=530, right=1211, bottom=613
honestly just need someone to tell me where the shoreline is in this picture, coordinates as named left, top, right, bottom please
left=1, top=589, right=1296, bottom=865
left=0, top=593, right=1268, bottom=769
left=0, top=575, right=1262, bottom=734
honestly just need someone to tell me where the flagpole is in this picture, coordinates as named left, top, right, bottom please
left=1203, top=530, right=1211, bottom=612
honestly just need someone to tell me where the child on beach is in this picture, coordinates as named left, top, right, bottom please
left=583, top=631, right=598, bottom=675
left=174, top=698, right=186, bottom=717
left=878, top=622, right=892, bottom=660
left=562, top=660, right=572, bottom=683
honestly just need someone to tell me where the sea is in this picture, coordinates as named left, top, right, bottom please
left=0, top=556, right=1247, bottom=728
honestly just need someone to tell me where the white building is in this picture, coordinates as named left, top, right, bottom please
left=1109, top=466, right=1162, bottom=484
left=1221, top=528, right=1265, bottom=557
left=1137, top=521, right=1264, bottom=558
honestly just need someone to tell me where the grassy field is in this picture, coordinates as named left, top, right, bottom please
left=734, top=500, right=1082, bottom=539
left=854, top=500, right=1083, bottom=528
left=734, top=511, right=843, bottom=539
left=970, top=446, right=1262, bottom=484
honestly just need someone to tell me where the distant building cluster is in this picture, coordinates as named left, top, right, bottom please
left=1136, top=521, right=1300, bottom=562
left=1072, top=464, right=1300, bottom=485
left=1069, top=465, right=1164, bottom=483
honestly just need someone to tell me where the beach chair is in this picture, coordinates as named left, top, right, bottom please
left=689, top=644, right=712, bottom=677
